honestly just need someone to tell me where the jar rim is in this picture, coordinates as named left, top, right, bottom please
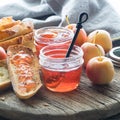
left=40, top=44, right=84, bottom=62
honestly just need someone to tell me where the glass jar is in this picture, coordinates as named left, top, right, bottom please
left=39, top=44, right=84, bottom=92
left=34, top=26, right=74, bottom=56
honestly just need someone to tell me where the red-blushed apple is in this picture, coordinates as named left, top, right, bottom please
left=0, top=47, right=7, bottom=60
left=65, top=23, right=87, bottom=46
left=86, top=56, right=115, bottom=85
left=87, top=30, right=112, bottom=53
left=81, top=42, right=105, bottom=67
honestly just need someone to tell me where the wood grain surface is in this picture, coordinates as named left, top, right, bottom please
left=0, top=66, right=120, bottom=120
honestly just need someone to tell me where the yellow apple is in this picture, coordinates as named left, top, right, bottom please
left=86, top=56, right=115, bottom=84
left=87, top=30, right=112, bottom=53
left=81, top=42, right=105, bottom=67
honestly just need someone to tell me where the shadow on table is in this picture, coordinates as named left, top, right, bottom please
left=101, top=113, right=120, bottom=120
left=0, top=116, right=9, bottom=120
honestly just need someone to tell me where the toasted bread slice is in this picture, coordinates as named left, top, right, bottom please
left=0, top=21, right=33, bottom=41
left=0, top=16, right=21, bottom=31
left=0, top=16, right=13, bottom=24
left=0, top=16, right=15, bottom=30
left=0, top=32, right=34, bottom=51
left=0, top=35, right=23, bottom=50
left=0, top=59, right=11, bottom=90
left=7, top=45, right=42, bottom=99
left=22, top=32, right=36, bottom=52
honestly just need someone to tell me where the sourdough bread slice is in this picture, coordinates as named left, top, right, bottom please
left=0, top=35, right=23, bottom=50
left=0, top=59, right=11, bottom=90
left=0, top=21, right=33, bottom=41
left=7, top=45, right=42, bottom=99
left=0, top=16, right=20, bottom=31
left=0, top=32, right=34, bottom=51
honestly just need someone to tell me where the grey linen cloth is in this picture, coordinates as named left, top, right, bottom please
left=0, top=0, right=120, bottom=39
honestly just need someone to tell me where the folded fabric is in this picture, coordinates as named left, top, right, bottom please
left=0, top=0, right=120, bottom=39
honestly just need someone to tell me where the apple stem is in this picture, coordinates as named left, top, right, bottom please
left=93, top=31, right=99, bottom=44
left=65, top=15, right=70, bottom=25
left=95, top=44, right=103, bottom=61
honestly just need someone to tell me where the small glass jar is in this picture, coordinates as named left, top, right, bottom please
left=39, top=44, right=84, bottom=92
left=34, top=26, right=74, bottom=56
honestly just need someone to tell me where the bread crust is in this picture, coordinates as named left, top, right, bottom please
left=7, top=45, right=42, bottom=99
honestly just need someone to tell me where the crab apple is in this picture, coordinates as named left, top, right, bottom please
left=86, top=56, right=115, bottom=85
left=81, top=42, right=105, bottom=67
left=65, top=23, right=87, bottom=46
left=87, top=30, right=112, bottom=53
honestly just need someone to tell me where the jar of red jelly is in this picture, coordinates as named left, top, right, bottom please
left=39, top=44, right=84, bottom=92
left=34, top=26, right=74, bottom=56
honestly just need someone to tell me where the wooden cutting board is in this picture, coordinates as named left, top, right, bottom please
left=0, top=67, right=120, bottom=120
